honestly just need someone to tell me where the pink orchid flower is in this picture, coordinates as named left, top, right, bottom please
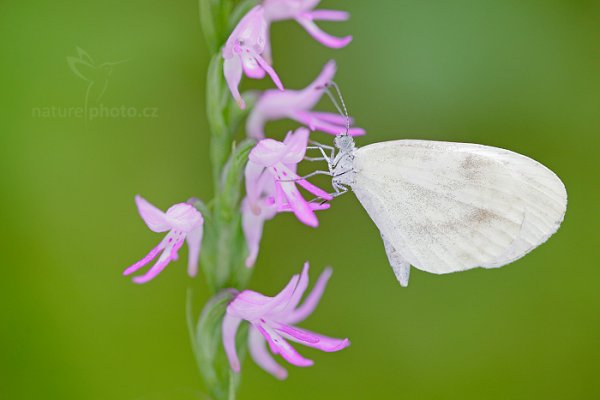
left=241, top=162, right=278, bottom=268
left=222, top=263, right=350, bottom=379
left=223, top=5, right=284, bottom=109
left=242, top=129, right=330, bottom=267
left=246, top=60, right=365, bottom=139
left=123, top=195, right=203, bottom=284
left=246, top=127, right=332, bottom=232
left=263, top=0, right=352, bottom=51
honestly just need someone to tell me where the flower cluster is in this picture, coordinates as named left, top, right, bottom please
left=223, top=263, right=349, bottom=379
left=220, top=0, right=361, bottom=378
left=123, top=196, right=203, bottom=284
left=246, top=60, right=366, bottom=139
left=243, top=128, right=332, bottom=267
left=230, top=5, right=365, bottom=269
left=223, top=1, right=352, bottom=109
left=223, top=6, right=283, bottom=109
left=124, top=0, right=358, bottom=387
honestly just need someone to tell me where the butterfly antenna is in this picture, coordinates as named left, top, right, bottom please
left=328, top=81, right=351, bottom=135
left=317, top=81, right=351, bottom=135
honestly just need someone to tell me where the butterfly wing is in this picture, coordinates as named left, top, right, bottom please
left=352, top=140, right=567, bottom=281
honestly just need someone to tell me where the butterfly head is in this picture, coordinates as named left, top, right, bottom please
left=334, top=133, right=355, bottom=153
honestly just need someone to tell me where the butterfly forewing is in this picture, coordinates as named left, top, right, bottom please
left=351, top=140, right=567, bottom=275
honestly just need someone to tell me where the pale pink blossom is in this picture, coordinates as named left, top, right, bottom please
left=246, top=60, right=365, bottom=139
left=222, top=263, right=349, bottom=379
left=263, top=0, right=352, bottom=53
left=223, top=5, right=284, bottom=109
left=242, top=129, right=330, bottom=267
left=123, top=196, right=203, bottom=284
left=245, top=126, right=331, bottom=225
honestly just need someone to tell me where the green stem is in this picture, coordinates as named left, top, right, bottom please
left=192, top=1, right=260, bottom=399
left=206, top=54, right=230, bottom=187
left=189, top=289, right=246, bottom=400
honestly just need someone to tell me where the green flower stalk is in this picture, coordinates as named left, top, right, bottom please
left=190, top=2, right=261, bottom=398
left=123, top=1, right=354, bottom=399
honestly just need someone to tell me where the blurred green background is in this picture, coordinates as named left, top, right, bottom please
left=1, top=0, right=599, bottom=399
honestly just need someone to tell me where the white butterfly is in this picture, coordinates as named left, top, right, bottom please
left=309, top=134, right=567, bottom=287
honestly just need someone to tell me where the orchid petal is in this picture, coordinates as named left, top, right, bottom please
left=135, top=195, right=170, bottom=232
left=281, top=128, right=310, bottom=164
left=291, top=60, right=336, bottom=110
left=273, top=180, right=286, bottom=209
left=274, top=163, right=333, bottom=201
left=165, top=203, right=203, bottom=232
left=230, top=6, right=266, bottom=49
left=224, top=56, right=245, bottom=109
left=222, top=314, right=243, bottom=372
left=287, top=267, right=333, bottom=323
left=278, top=325, right=350, bottom=352
left=272, top=322, right=319, bottom=344
left=256, top=324, right=314, bottom=367
left=264, top=0, right=323, bottom=19
left=295, top=15, right=352, bottom=48
left=295, top=174, right=334, bottom=201
left=244, top=161, right=268, bottom=202
left=123, top=240, right=165, bottom=276
left=242, top=198, right=276, bottom=268
left=294, top=110, right=365, bottom=136
left=309, top=10, right=349, bottom=21
left=254, top=53, right=284, bottom=91
left=262, top=23, right=273, bottom=64
left=228, top=274, right=299, bottom=320
left=278, top=202, right=330, bottom=212
left=262, top=273, right=301, bottom=314
left=241, top=51, right=267, bottom=79
left=309, top=111, right=354, bottom=126
left=249, top=139, right=288, bottom=166
left=245, top=103, right=268, bottom=139
left=346, top=126, right=366, bottom=136
left=310, top=59, right=337, bottom=89
left=248, top=326, right=288, bottom=379
left=245, top=60, right=346, bottom=138
left=186, top=225, right=203, bottom=277
left=302, top=0, right=323, bottom=10
left=132, top=239, right=183, bottom=284
left=280, top=262, right=310, bottom=314
left=276, top=180, right=318, bottom=227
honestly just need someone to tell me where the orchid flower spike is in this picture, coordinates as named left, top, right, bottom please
left=263, top=0, right=352, bottom=52
left=245, top=128, right=332, bottom=235
left=223, top=5, right=284, bottom=109
left=222, top=263, right=349, bottom=379
left=246, top=60, right=365, bottom=139
left=123, top=195, right=203, bottom=284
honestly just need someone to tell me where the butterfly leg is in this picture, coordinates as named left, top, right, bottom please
left=331, top=182, right=349, bottom=197
left=307, top=182, right=348, bottom=205
left=308, top=141, right=337, bottom=161
left=381, top=234, right=411, bottom=287
left=305, top=146, right=333, bottom=162
left=308, top=140, right=334, bottom=150
left=277, top=170, right=332, bottom=183
left=298, top=170, right=333, bottom=180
